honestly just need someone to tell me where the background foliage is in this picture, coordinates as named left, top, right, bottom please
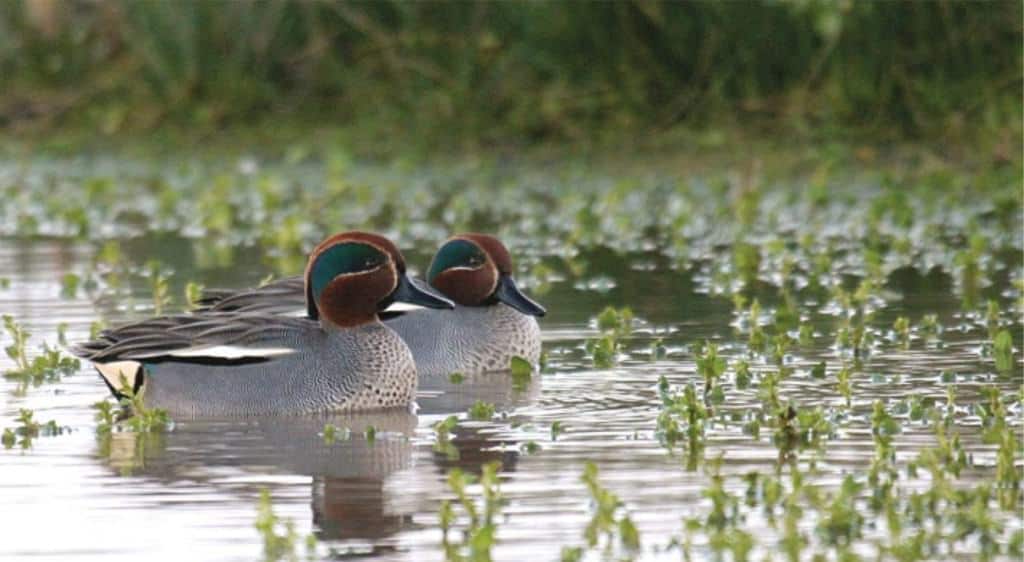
left=1, top=0, right=1021, bottom=145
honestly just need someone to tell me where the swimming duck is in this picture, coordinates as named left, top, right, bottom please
left=73, top=232, right=454, bottom=416
left=197, top=233, right=546, bottom=377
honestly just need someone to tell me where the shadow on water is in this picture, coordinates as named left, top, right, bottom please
left=92, top=369, right=541, bottom=546
left=418, top=371, right=540, bottom=415
left=96, top=411, right=418, bottom=542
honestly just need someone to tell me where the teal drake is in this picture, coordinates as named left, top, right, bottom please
left=73, top=231, right=454, bottom=416
left=198, top=233, right=546, bottom=377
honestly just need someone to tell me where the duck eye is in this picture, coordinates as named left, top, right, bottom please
left=467, top=255, right=484, bottom=267
left=364, top=257, right=380, bottom=268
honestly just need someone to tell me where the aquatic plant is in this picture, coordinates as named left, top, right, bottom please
left=433, top=415, right=460, bottom=459
left=254, top=489, right=317, bottom=562
left=585, top=336, right=620, bottom=369
left=91, top=377, right=171, bottom=435
left=1, top=408, right=65, bottom=450
left=440, top=462, right=503, bottom=562
left=733, top=360, right=752, bottom=389
left=992, top=330, right=1014, bottom=373
left=468, top=401, right=495, bottom=421
left=893, top=316, right=911, bottom=349
left=649, top=338, right=667, bottom=361
left=702, top=458, right=754, bottom=562
left=578, top=462, right=641, bottom=555
left=3, top=314, right=29, bottom=373
left=509, top=356, right=532, bottom=390
left=695, top=341, right=726, bottom=396
left=60, top=272, right=81, bottom=299
left=596, top=306, right=633, bottom=338
left=185, top=281, right=205, bottom=310
left=145, top=260, right=172, bottom=315
left=656, top=377, right=707, bottom=465
left=586, top=306, right=634, bottom=368
left=550, top=421, right=565, bottom=441
left=320, top=424, right=349, bottom=445
left=2, top=315, right=80, bottom=394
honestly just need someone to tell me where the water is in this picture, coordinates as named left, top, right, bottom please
left=0, top=149, right=1020, bottom=561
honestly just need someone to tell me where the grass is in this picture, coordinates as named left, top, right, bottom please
left=1, top=1, right=1020, bottom=149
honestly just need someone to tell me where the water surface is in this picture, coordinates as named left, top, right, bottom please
left=0, top=150, right=1020, bottom=561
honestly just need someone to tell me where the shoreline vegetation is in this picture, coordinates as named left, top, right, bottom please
left=1, top=1, right=1021, bottom=156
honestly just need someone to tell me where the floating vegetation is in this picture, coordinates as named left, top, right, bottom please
left=0, top=123, right=1021, bottom=561
left=254, top=489, right=317, bottom=562
left=1, top=408, right=66, bottom=450
left=320, top=424, right=349, bottom=445
left=893, top=316, right=911, bottom=349
left=145, top=260, right=173, bottom=315
left=992, top=330, right=1015, bottom=373
left=434, top=415, right=460, bottom=460
left=93, top=378, right=172, bottom=435
left=184, top=281, right=205, bottom=310
left=468, top=401, right=495, bottom=422
left=695, top=341, right=726, bottom=399
left=655, top=376, right=707, bottom=468
left=2, top=315, right=80, bottom=394
left=440, top=462, right=503, bottom=562
left=576, top=462, right=640, bottom=556
left=509, top=356, right=532, bottom=390
left=586, top=306, right=634, bottom=368
left=550, top=421, right=566, bottom=442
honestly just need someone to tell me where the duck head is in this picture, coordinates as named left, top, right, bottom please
left=426, top=233, right=546, bottom=316
left=305, top=232, right=454, bottom=328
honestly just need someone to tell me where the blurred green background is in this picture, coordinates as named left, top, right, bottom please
left=1, top=0, right=1021, bottom=149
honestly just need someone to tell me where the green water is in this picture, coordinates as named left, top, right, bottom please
left=0, top=145, right=1020, bottom=561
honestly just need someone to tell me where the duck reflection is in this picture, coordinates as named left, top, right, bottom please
left=313, top=476, right=410, bottom=541
left=431, top=423, right=521, bottom=475
left=93, top=371, right=544, bottom=544
left=417, top=370, right=540, bottom=415
left=95, top=410, right=417, bottom=543
left=420, top=370, right=540, bottom=475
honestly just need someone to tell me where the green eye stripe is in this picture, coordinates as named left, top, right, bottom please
left=428, top=239, right=486, bottom=283
left=310, top=243, right=386, bottom=303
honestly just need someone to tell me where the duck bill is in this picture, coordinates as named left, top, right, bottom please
left=393, top=275, right=454, bottom=309
left=494, top=274, right=546, bottom=316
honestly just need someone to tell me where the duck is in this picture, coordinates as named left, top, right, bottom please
left=72, top=231, right=454, bottom=416
left=196, top=233, right=546, bottom=377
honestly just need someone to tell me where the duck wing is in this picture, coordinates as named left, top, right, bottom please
left=195, top=275, right=420, bottom=320
left=195, top=276, right=305, bottom=314
left=73, top=312, right=317, bottom=364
